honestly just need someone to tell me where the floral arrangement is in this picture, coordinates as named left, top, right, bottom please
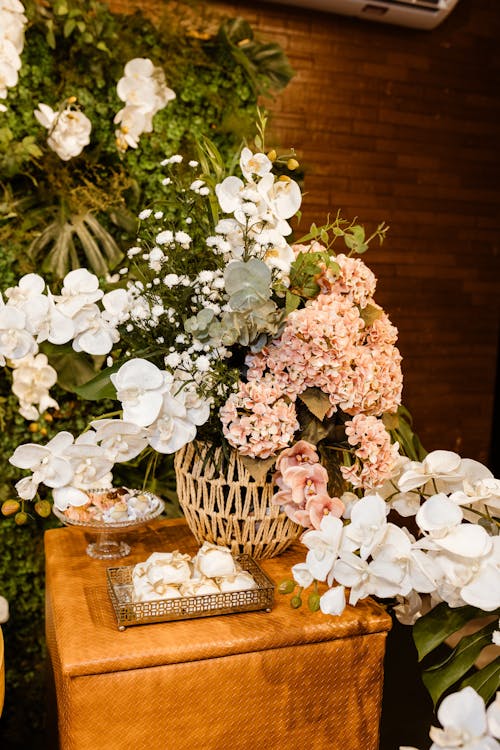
left=2, top=125, right=499, bottom=718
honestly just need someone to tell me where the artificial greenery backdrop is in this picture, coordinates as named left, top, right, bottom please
left=0, top=1, right=292, bottom=744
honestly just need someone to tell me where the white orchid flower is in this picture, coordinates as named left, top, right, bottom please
left=345, top=493, right=389, bottom=560
left=34, top=103, right=92, bottom=161
left=146, top=392, right=197, bottom=454
left=266, top=176, right=302, bottom=220
left=319, top=585, right=347, bottom=616
left=175, top=385, right=211, bottom=427
left=301, top=514, right=345, bottom=582
left=0, top=305, right=37, bottom=361
left=215, top=176, right=246, bottom=215
left=433, top=523, right=493, bottom=560
left=429, top=686, right=500, bottom=750
left=291, top=562, right=315, bottom=589
left=450, top=460, right=500, bottom=514
left=393, top=591, right=424, bottom=626
left=239, top=147, right=273, bottom=181
left=333, top=550, right=404, bottom=606
left=398, top=450, right=463, bottom=494
left=101, top=289, right=132, bottom=325
left=11, top=353, right=59, bottom=420
left=26, top=290, right=75, bottom=346
left=9, top=431, right=75, bottom=499
left=114, top=104, right=149, bottom=150
left=55, top=268, right=104, bottom=317
left=4, top=273, right=45, bottom=306
left=64, top=442, right=114, bottom=489
left=117, top=58, right=175, bottom=114
left=0, top=3, right=27, bottom=53
left=90, top=418, right=148, bottom=462
left=3, top=275, right=58, bottom=342
left=117, top=60, right=157, bottom=109
left=52, top=486, right=91, bottom=511
left=261, top=238, right=295, bottom=275
left=111, top=359, right=171, bottom=427
left=71, top=303, right=120, bottom=355
left=416, top=494, right=463, bottom=538
left=460, top=537, right=500, bottom=611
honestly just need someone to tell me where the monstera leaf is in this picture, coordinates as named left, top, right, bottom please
left=218, top=18, right=294, bottom=94
left=413, top=602, right=500, bottom=706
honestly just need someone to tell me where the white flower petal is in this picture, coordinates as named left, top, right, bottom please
left=437, top=686, right=488, bottom=740
left=319, top=585, right=346, bottom=616
left=52, top=486, right=90, bottom=511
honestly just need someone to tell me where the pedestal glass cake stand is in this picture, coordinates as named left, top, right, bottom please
left=52, top=491, right=165, bottom=559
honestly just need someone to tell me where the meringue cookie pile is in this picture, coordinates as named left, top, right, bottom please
left=61, top=487, right=159, bottom=524
left=132, top=542, right=257, bottom=602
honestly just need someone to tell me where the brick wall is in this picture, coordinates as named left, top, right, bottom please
left=112, top=0, right=500, bottom=464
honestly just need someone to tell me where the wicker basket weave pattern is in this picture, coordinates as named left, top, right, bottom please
left=174, top=442, right=302, bottom=559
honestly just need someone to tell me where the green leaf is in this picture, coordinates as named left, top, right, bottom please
left=73, top=366, right=119, bottom=401
left=460, top=656, right=500, bottom=704
left=41, top=346, right=97, bottom=392
left=413, top=602, right=486, bottom=661
left=285, top=291, right=300, bottom=314
left=298, top=387, right=331, bottom=422
left=46, top=29, right=56, bottom=49
left=422, top=620, right=499, bottom=706
left=63, top=19, right=76, bottom=37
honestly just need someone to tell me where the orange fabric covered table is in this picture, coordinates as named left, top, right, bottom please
left=45, top=518, right=391, bottom=750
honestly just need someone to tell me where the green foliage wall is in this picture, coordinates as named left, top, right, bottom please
left=0, top=3, right=292, bottom=745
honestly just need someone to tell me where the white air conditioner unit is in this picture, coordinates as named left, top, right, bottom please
left=258, top=0, right=460, bottom=30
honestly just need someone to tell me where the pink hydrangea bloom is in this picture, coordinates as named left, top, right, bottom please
left=246, top=289, right=402, bottom=417
left=326, top=253, right=377, bottom=307
left=220, top=380, right=298, bottom=459
left=340, top=413, right=400, bottom=490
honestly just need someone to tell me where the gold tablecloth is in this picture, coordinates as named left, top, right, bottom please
left=45, top=518, right=391, bottom=750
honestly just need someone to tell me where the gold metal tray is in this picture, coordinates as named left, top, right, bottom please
left=106, top=554, right=275, bottom=630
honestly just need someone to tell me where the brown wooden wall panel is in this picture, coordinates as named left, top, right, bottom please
left=111, top=0, right=500, bottom=465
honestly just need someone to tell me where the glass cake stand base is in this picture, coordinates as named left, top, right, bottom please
left=86, top=534, right=131, bottom=560
left=52, top=490, right=165, bottom=560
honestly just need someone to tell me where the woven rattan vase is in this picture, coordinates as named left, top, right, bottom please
left=174, top=441, right=302, bottom=559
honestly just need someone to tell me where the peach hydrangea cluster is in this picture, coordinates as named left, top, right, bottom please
left=245, top=252, right=402, bottom=419
left=271, top=440, right=344, bottom=529
left=318, top=252, right=377, bottom=307
left=219, top=379, right=299, bottom=459
left=340, top=414, right=401, bottom=490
